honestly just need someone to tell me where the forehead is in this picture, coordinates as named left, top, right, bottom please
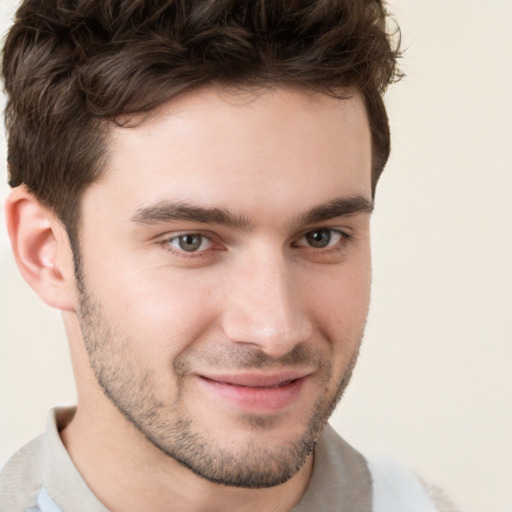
left=85, top=85, right=372, bottom=224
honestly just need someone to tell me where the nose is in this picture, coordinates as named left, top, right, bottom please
left=220, top=248, right=313, bottom=357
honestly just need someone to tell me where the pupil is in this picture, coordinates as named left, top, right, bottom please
left=179, top=235, right=202, bottom=252
left=307, top=230, right=330, bottom=248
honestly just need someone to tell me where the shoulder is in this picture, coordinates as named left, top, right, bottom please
left=0, top=407, right=78, bottom=512
left=0, top=434, right=46, bottom=510
left=366, top=455, right=460, bottom=512
left=296, top=425, right=461, bottom=512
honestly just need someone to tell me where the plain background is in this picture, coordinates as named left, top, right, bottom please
left=0, top=1, right=511, bottom=510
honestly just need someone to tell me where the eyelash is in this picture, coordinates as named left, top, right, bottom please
left=160, top=228, right=352, bottom=259
left=160, top=231, right=218, bottom=259
left=293, top=228, right=352, bottom=251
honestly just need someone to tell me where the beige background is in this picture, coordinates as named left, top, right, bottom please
left=1, top=1, right=511, bottom=510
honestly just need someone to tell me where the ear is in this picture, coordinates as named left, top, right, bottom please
left=5, top=186, right=77, bottom=311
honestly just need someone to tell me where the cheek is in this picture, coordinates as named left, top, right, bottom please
left=90, top=261, right=223, bottom=356
left=306, top=260, right=371, bottom=345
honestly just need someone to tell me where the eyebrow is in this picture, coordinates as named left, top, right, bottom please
left=298, top=196, right=374, bottom=225
left=131, top=201, right=252, bottom=229
left=130, top=196, right=373, bottom=229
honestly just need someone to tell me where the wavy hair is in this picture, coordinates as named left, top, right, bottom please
left=2, top=0, right=401, bottom=238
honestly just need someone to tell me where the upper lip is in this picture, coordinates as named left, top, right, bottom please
left=198, top=370, right=313, bottom=388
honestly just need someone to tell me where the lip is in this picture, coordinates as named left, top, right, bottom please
left=197, top=370, right=312, bottom=412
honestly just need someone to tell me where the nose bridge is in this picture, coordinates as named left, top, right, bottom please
left=222, top=246, right=311, bottom=355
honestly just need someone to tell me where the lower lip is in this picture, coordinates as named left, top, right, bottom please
left=199, top=376, right=306, bottom=412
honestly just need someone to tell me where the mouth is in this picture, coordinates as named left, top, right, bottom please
left=197, top=371, right=311, bottom=412
left=216, top=378, right=298, bottom=389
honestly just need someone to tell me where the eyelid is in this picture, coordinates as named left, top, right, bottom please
left=159, top=230, right=223, bottom=257
left=159, top=228, right=217, bottom=243
left=157, top=226, right=353, bottom=259
left=293, top=228, right=352, bottom=248
left=168, top=233, right=212, bottom=251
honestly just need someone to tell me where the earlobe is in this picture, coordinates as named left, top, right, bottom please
left=5, top=186, right=77, bottom=311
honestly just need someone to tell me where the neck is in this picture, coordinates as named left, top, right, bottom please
left=60, top=401, right=314, bottom=512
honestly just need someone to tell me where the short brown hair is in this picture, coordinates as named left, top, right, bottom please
left=2, top=0, right=401, bottom=240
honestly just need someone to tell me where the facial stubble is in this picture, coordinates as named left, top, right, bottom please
left=76, top=274, right=363, bottom=489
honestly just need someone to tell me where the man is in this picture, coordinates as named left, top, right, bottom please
left=0, top=0, right=457, bottom=510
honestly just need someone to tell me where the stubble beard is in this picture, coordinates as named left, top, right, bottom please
left=76, top=276, right=363, bottom=489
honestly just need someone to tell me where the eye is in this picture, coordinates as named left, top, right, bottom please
left=167, top=233, right=212, bottom=253
left=297, top=228, right=345, bottom=249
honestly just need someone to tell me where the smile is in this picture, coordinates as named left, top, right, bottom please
left=222, top=379, right=297, bottom=389
left=197, top=371, right=312, bottom=412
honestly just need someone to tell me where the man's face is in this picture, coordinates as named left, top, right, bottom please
left=74, top=86, right=373, bottom=487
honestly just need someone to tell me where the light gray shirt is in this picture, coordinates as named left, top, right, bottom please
left=0, top=407, right=457, bottom=511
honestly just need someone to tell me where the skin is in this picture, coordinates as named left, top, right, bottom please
left=8, top=85, right=373, bottom=512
